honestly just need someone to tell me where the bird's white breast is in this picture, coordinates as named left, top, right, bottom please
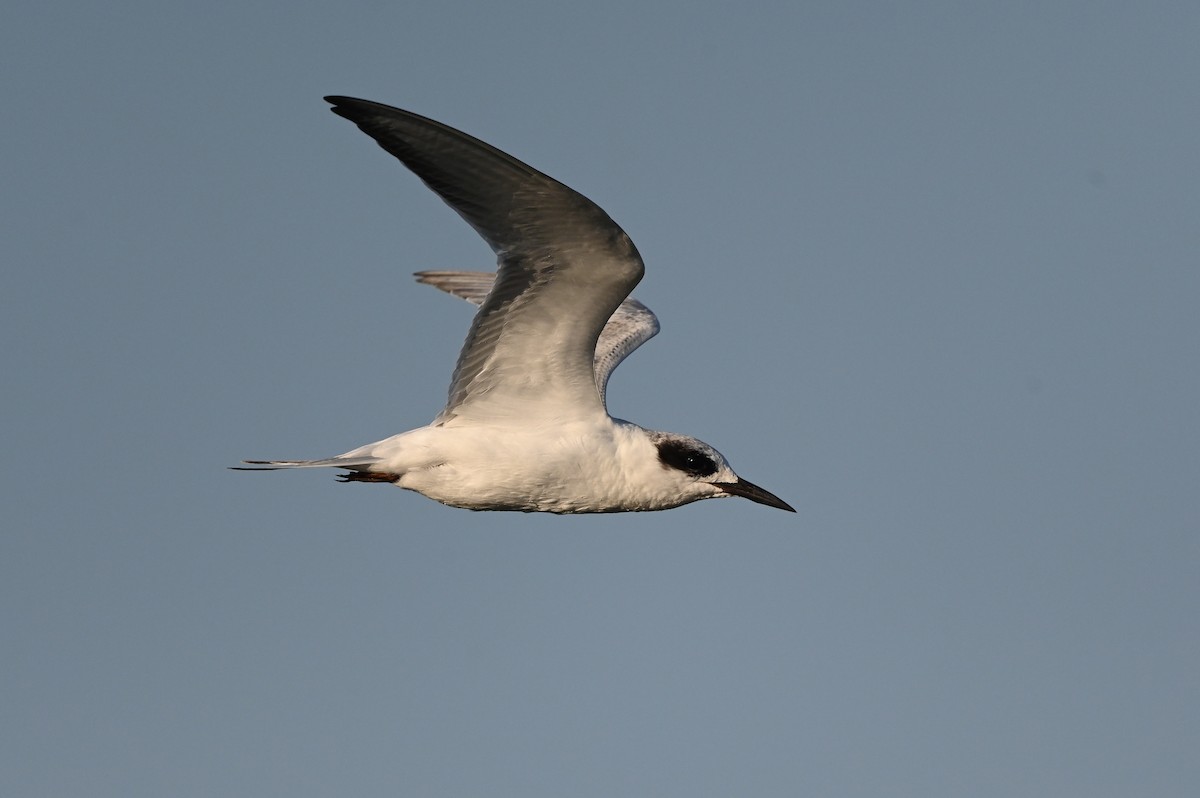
left=368, top=418, right=704, bottom=513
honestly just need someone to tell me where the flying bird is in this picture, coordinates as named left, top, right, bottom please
left=236, top=96, right=793, bottom=514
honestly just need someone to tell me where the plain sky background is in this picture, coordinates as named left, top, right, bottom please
left=3, top=2, right=1197, bottom=796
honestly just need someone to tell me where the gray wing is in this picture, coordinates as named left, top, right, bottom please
left=415, top=271, right=660, bottom=408
left=326, top=97, right=644, bottom=424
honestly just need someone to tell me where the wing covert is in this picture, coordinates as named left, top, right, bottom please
left=415, top=271, right=660, bottom=408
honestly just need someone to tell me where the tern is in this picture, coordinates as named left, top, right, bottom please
left=236, top=96, right=794, bottom=514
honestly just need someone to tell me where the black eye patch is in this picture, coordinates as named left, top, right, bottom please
left=655, top=439, right=718, bottom=478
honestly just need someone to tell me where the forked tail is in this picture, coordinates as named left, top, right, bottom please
left=230, top=456, right=390, bottom=482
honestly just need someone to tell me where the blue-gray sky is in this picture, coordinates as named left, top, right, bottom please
left=3, top=2, right=1197, bottom=796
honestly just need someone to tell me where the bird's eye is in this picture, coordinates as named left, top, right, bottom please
left=655, top=439, right=718, bottom=478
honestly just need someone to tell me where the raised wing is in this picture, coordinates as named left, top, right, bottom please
left=415, top=270, right=660, bottom=408
left=326, top=97, right=645, bottom=424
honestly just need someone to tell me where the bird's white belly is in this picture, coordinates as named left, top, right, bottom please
left=386, top=421, right=692, bottom=513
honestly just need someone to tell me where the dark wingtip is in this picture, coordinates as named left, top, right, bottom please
left=324, top=95, right=379, bottom=123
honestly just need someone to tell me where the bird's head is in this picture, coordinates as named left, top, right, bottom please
left=648, top=432, right=795, bottom=512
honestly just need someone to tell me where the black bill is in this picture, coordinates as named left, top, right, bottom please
left=712, top=478, right=796, bottom=512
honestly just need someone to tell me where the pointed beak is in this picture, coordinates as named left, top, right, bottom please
left=712, top=478, right=796, bottom=513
